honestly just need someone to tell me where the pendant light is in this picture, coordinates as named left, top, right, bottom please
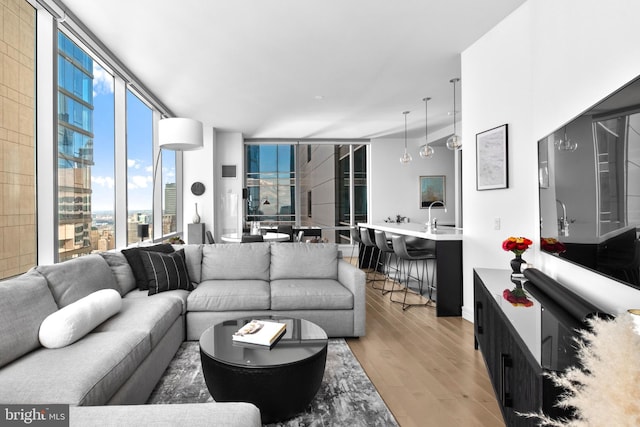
left=556, top=126, right=578, bottom=152
left=419, top=97, right=434, bottom=159
left=446, top=78, right=462, bottom=150
left=400, top=111, right=412, bottom=164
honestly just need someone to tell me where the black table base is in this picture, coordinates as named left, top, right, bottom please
left=201, top=345, right=327, bottom=423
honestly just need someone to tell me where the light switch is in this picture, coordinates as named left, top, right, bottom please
left=494, top=217, right=501, bottom=230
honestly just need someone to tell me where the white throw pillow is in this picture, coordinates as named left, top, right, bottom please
left=39, top=289, right=122, bottom=349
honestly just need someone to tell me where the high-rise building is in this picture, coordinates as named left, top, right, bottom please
left=57, top=32, right=94, bottom=260
left=164, top=182, right=177, bottom=215
left=163, top=182, right=177, bottom=235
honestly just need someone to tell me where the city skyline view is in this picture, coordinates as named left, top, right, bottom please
left=91, top=63, right=176, bottom=213
left=58, top=31, right=177, bottom=259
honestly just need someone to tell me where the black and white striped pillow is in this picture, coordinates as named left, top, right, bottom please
left=141, top=249, right=193, bottom=295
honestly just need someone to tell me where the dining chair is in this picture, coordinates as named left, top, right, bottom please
left=276, top=224, right=294, bottom=242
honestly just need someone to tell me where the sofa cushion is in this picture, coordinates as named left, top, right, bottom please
left=173, top=244, right=203, bottom=284
left=100, top=251, right=137, bottom=295
left=95, top=296, right=182, bottom=348
left=201, top=243, right=270, bottom=281
left=0, top=271, right=58, bottom=368
left=39, top=289, right=122, bottom=349
left=69, top=402, right=262, bottom=427
left=188, top=280, right=270, bottom=311
left=124, top=289, right=190, bottom=314
left=121, top=244, right=175, bottom=290
left=270, top=279, right=354, bottom=310
left=35, top=254, right=119, bottom=308
left=0, top=330, right=150, bottom=405
left=140, top=249, right=193, bottom=295
left=270, top=243, right=338, bottom=280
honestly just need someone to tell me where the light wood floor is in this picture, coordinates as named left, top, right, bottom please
left=345, top=261, right=505, bottom=427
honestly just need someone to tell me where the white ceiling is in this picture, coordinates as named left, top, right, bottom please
left=60, top=0, right=525, bottom=140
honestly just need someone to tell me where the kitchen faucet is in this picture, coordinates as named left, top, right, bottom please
left=427, top=201, right=447, bottom=230
left=556, top=199, right=569, bottom=236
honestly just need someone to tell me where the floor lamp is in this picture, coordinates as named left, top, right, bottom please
left=151, top=117, right=204, bottom=241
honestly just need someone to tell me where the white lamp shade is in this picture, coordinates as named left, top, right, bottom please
left=158, top=118, right=203, bottom=151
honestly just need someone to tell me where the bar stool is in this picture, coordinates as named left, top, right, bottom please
left=360, top=227, right=384, bottom=287
left=373, top=230, right=399, bottom=295
left=390, top=234, right=436, bottom=310
left=349, top=226, right=364, bottom=267
left=406, top=237, right=437, bottom=299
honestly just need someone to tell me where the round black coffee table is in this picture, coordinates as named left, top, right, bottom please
left=199, top=316, right=328, bottom=423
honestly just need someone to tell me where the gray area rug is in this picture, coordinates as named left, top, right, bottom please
left=148, top=339, right=398, bottom=427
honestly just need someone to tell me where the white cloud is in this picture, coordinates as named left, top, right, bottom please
left=128, top=159, right=140, bottom=169
left=129, top=175, right=152, bottom=189
left=93, top=63, right=114, bottom=96
left=145, top=165, right=153, bottom=173
left=92, top=176, right=114, bottom=189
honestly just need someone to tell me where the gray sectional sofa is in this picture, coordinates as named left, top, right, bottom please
left=0, top=241, right=365, bottom=424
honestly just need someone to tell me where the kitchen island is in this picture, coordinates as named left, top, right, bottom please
left=358, top=222, right=463, bottom=316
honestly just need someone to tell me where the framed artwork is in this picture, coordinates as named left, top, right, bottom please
left=476, top=124, right=508, bottom=190
left=420, top=175, right=446, bottom=209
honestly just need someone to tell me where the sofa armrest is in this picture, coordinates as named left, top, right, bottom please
left=70, top=402, right=261, bottom=427
left=337, top=259, right=366, bottom=336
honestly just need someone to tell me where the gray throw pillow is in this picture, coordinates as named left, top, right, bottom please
left=100, top=251, right=136, bottom=295
left=36, top=254, right=119, bottom=307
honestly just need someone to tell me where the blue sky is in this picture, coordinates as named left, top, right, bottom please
left=90, top=64, right=175, bottom=213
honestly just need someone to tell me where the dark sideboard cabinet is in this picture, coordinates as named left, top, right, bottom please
left=473, top=268, right=611, bottom=426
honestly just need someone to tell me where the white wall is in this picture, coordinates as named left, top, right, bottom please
left=214, top=132, right=245, bottom=240
left=370, top=137, right=456, bottom=225
left=461, top=0, right=640, bottom=320
left=182, top=126, right=216, bottom=241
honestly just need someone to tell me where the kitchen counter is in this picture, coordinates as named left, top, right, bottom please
left=359, top=222, right=463, bottom=241
left=358, top=222, right=463, bottom=316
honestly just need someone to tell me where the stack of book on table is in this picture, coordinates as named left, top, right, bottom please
left=232, top=319, right=287, bottom=349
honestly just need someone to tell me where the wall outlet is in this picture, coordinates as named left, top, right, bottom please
left=494, top=217, right=501, bottom=230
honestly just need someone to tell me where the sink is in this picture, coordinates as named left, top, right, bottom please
left=426, top=225, right=462, bottom=231
left=425, top=226, right=463, bottom=234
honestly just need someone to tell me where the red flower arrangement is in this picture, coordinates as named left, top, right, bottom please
left=503, top=286, right=534, bottom=307
left=502, top=236, right=533, bottom=256
left=540, top=237, right=566, bottom=254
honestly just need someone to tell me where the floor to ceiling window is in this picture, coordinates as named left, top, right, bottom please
left=0, top=0, right=36, bottom=279
left=336, top=145, right=368, bottom=244
left=245, top=142, right=368, bottom=243
left=57, top=31, right=115, bottom=261
left=28, top=1, right=186, bottom=266
left=246, top=144, right=296, bottom=223
left=126, top=89, right=153, bottom=245
left=162, top=150, right=177, bottom=234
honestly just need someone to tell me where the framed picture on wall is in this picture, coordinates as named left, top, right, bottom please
left=476, top=123, right=509, bottom=190
left=420, top=175, right=446, bottom=208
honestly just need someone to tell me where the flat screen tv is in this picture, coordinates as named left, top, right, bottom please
left=538, top=75, right=640, bottom=290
